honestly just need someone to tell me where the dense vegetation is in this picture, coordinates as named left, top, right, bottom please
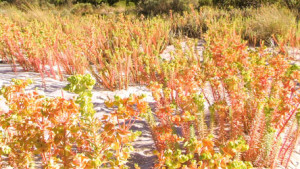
left=1, top=0, right=299, bottom=12
left=0, top=0, right=297, bottom=7
left=0, top=1, right=299, bottom=169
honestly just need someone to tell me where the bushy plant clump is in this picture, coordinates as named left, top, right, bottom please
left=243, top=5, right=296, bottom=46
left=170, top=5, right=298, bottom=45
left=137, top=0, right=199, bottom=15
left=0, top=76, right=146, bottom=168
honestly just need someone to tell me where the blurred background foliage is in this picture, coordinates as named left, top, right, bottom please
left=0, top=0, right=299, bottom=12
left=0, top=0, right=298, bottom=46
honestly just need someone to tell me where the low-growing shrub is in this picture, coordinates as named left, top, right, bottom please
left=137, top=0, right=199, bottom=15
left=170, top=6, right=207, bottom=38
left=70, top=2, right=94, bottom=15
left=202, top=21, right=299, bottom=167
left=212, top=0, right=283, bottom=8
left=243, top=5, right=296, bottom=46
left=0, top=76, right=147, bottom=168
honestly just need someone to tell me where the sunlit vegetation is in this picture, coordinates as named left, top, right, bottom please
left=0, top=1, right=299, bottom=168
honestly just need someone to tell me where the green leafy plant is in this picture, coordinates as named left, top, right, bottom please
left=155, top=136, right=252, bottom=168
left=64, top=74, right=96, bottom=118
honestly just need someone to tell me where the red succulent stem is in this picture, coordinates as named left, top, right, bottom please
left=276, top=103, right=299, bottom=139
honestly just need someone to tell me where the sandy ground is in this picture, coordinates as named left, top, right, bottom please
left=0, top=45, right=299, bottom=168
